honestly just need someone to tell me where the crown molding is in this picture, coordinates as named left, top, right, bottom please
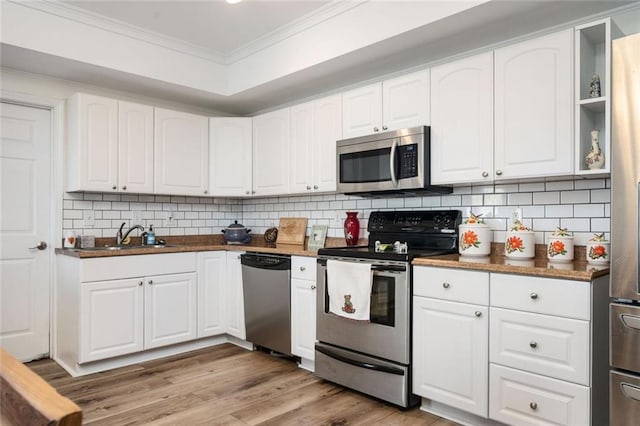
left=12, top=0, right=362, bottom=67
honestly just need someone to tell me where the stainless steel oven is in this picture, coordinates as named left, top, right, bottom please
left=314, top=210, right=461, bottom=408
left=610, top=33, right=640, bottom=426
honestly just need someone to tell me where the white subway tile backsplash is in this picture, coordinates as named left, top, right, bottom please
left=483, top=194, right=506, bottom=205
left=560, top=218, right=591, bottom=232
left=591, top=218, right=610, bottom=232
left=533, top=191, right=559, bottom=205
left=591, top=189, right=610, bottom=203
left=545, top=181, right=574, bottom=191
left=507, top=193, right=533, bottom=205
left=494, top=183, right=519, bottom=193
left=83, top=193, right=103, bottom=201
left=560, top=190, right=590, bottom=204
left=404, top=197, right=421, bottom=208
left=574, top=179, right=606, bottom=189
left=545, top=205, right=574, bottom=218
left=73, top=200, right=93, bottom=210
left=532, top=218, right=560, bottom=231
left=519, top=182, right=545, bottom=192
left=574, top=203, right=604, bottom=217
left=522, top=205, right=545, bottom=218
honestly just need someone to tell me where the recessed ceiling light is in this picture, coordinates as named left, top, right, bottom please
left=226, top=0, right=243, bottom=4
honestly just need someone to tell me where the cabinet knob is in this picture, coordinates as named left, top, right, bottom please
left=252, top=190, right=256, bottom=194
left=148, top=279, right=153, bottom=285
left=122, top=185, right=127, bottom=190
left=474, top=311, right=482, bottom=317
left=442, top=282, right=450, bottom=289
left=245, top=190, right=250, bottom=195
left=529, top=341, right=538, bottom=349
left=138, top=280, right=143, bottom=286
left=529, top=402, right=538, bottom=411
left=204, top=190, right=208, bottom=194
left=373, top=127, right=379, bottom=132
left=112, top=185, right=117, bottom=190
left=306, top=185, right=311, bottom=190
left=313, top=185, right=318, bottom=190
left=496, top=170, right=503, bottom=176
left=482, top=171, right=489, bottom=178
left=311, top=285, right=316, bottom=290
left=382, top=125, right=388, bottom=131
left=300, top=266, right=306, bottom=271
left=530, top=292, right=538, bottom=300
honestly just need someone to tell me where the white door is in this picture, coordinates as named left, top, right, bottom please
left=289, top=101, right=314, bottom=194
left=118, top=100, right=154, bottom=194
left=226, top=251, right=246, bottom=340
left=382, top=69, right=430, bottom=131
left=291, top=278, right=317, bottom=360
left=252, top=108, right=289, bottom=196
left=342, top=83, right=382, bottom=138
left=0, top=102, right=52, bottom=361
left=313, top=94, right=342, bottom=193
left=209, top=117, right=253, bottom=197
left=197, top=252, right=227, bottom=337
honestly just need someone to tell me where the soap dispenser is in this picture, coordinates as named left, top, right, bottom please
left=146, top=225, right=155, bottom=245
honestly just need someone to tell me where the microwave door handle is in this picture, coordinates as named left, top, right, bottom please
left=390, top=139, right=398, bottom=188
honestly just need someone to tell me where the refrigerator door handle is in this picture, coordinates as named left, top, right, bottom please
left=621, top=314, right=640, bottom=330
left=622, top=383, right=640, bottom=401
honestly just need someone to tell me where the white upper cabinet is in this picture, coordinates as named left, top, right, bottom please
left=210, top=117, right=253, bottom=197
left=430, top=52, right=494, bottom=185
left=290, top=94, right=342, bottom=194
left=252, top=107, right=290, bottom=196
left=118, top=101, right=154, bottom=193
left=494, top=29, right=573, bottom=179
left=342, top=69, right=429, bottom=139
left=154, top=108, right=209, bottom=196
left=66, top=93, right=118, bottom=192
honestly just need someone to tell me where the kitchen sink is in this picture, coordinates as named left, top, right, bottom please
left=85, top=244, right=175, bottom=251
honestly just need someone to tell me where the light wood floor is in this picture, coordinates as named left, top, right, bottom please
left=28, top=344, right=459, bottom=425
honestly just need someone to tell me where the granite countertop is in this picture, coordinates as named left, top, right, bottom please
left=412, top=244, right=609, bottom=282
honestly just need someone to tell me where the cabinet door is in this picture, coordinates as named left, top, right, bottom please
left=118, top=101, right=154, bottom=194
left=226, top=251, right=246, bottom=340
left=144, top=272, right=197, bottom=349
left=494, top=29, right=573, bottom=179
left=342, top=83, right=382, bottom=138
left=430, top=53, right=494, bottom=184
left=67, top=93, right=118, bottom=192
left=209, top=117, right=252, bottom=197
left=382, top=69, right=430, bottom=131
left=252, top=108, right=289, bottom=196
left=313, top=94, right=342, bottom=193
left=291, top=278, right=317, bottom=361
left=413, top=297, right=488, bottom=417
left=79, top=278, right=144, bottom=363
left=197, top=252, right=227, bottom=338
left=289, top=101, right=314, bottom=194
left=154, top=108, right=209, bottom=196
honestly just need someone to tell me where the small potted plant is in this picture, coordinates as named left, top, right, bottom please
left=586, top=233, right=610, bottom=264
left=547, top=227, right=574, bottom=263
left=505, top=220, right=535, bottom=259
left=458, top=212, right=491, bottom=257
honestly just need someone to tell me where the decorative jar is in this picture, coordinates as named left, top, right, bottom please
left=458, top=213, right=491, bottom=257
left=547, top=227, right=574, bottom=263
left=586, top=233, right=610, bottom=264
left=505, top=220, right=535, bottom=259
left=344, top=212, right=360, bottom=246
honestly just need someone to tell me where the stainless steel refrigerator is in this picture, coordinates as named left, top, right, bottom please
left=610, top=32, right=640, bottom=426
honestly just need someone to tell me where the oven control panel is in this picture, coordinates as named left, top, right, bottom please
left=368, top=210, right=461, bottom=233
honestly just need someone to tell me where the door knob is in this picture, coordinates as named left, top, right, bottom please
left=29, top=241, right=48, bottom=250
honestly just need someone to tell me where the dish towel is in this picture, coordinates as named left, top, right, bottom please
left=327, top=259, right=372, bottom=321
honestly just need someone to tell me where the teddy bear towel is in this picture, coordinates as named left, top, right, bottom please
left=326, top=259, right=372, bottom=321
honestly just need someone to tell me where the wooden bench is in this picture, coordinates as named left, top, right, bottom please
left=0, top=348, right=82, bottom=426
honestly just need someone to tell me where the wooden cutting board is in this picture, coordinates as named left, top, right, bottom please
left=276, top=217, right=308, bottom=247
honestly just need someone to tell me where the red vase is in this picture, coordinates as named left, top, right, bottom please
left=344, top=212, right=360, bottom=246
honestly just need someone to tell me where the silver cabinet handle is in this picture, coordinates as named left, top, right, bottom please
left=148, top=279, right=153, bottom=285
left=530, top=341, right=538, bottom=349
left=530, top=292, right=538, bottom=300
left=474, top=311, right=482, bottom=317
left=313, top=185, right=318, bottom=190
left=496, top=170, right=503, bottom=176
left=112, top=185, right=117, bottom=190
left=306, top=185, right=311, bottom=190
left=29, top=241, right=48, bottom=250
left=482, top=171, right=489, bottom=177
left=138, top=280, right=144, bottom=286
left=300, top=266, right=306, bottom=271
left=373, top=127, right=379, bottom=132
left=442, top=282, right=450, bottom=289
left=122, top=185, right=127, bottom=190
left=529, top=402, right=538, bottom=410
left=389, top=138, right=398, bottom=188
left=382, top=125, right=388, bottom=131
left=311, top=285, right=316, bottom=290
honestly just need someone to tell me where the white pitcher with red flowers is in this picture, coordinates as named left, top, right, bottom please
left=547, top=227, right=574, bottom=263
left=505, top=220, right=535, bottom=259
left=459, top=212, right=491, bottom=257
left=586, top=233, right=610, bottom=264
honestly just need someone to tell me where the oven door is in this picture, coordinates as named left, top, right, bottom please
left=316, top=257, right=410, bottom=364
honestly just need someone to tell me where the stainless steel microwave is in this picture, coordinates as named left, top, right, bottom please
left=336, top=126, right=450, bottom=196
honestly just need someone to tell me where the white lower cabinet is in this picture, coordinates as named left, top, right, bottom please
left=226, top=251, right=246, bottom=340
left=197, top=251, right=227, bottom=337
left=291, top=256, right=317, bottom=368
left=79, top=272, right=196, bottom=362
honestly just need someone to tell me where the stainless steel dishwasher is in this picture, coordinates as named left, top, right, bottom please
left=240, top=253, right=292, bottom=355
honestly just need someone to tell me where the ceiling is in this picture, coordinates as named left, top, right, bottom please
left=2, top=1, right=637, bottom=115
left=63, top=0, right=331, bottom=59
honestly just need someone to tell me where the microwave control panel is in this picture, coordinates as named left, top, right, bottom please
left=397, top=144, right=419, bottom=179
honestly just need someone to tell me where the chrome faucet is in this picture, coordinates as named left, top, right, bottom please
left=116, top=222, right=145, bottom=245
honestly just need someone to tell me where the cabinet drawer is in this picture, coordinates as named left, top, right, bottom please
left=490, top=364, right=589, bottom=426
left=291, top=256, right=317, bottom=280
left=414, top=266, right=489, bottom=305
left=490, top=274, right=590, bottom=320
left=490, top=307, right=589, bottom=385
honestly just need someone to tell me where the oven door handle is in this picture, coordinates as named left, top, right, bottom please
left=390, top=138, right=398, bottom=188
left=371, top=265, right=406, bottom=272
left=316, top=345, right=405, bottom=376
